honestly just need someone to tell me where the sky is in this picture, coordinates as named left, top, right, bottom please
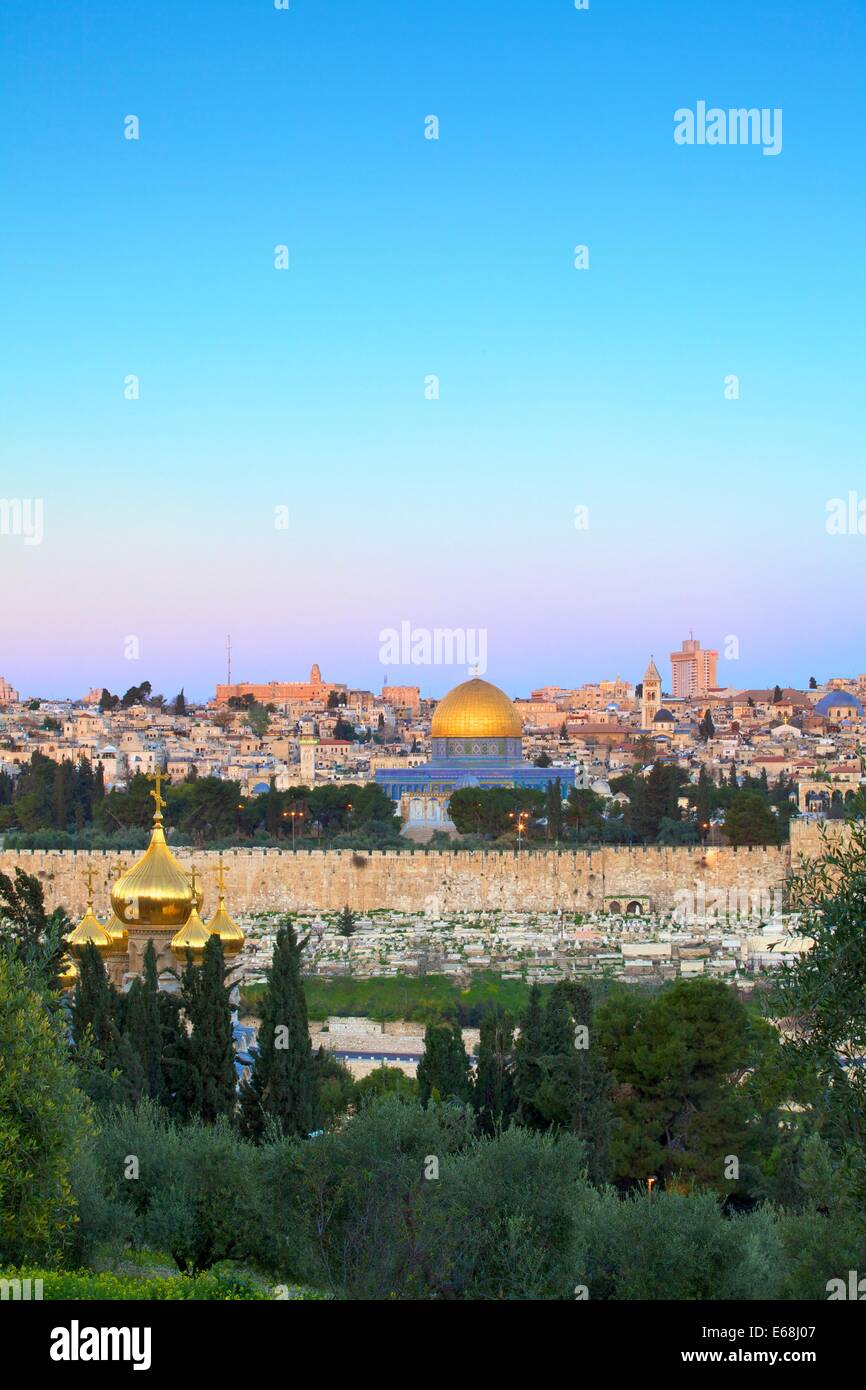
left=1, top=0, right=864, bottom=701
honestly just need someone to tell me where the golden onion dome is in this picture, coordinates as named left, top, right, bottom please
left=206, top=900, right=244, bottom=959
left=170, top=865, right=211, bottom=964
left=57, top=953, right=78, bottom=990
left=170, top=905, right=211, bottom=964
left=206, top=857, right=244, bottom=959
left=67, top=902, right=114, bottom=959
left=430, top=677, right=523, bottom=740
left=110, top=774, right=201, bottom=928
left=103, top=910, right=129, bottom=955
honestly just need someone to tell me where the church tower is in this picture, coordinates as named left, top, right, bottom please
left=641, top=657, right=662, bottom=729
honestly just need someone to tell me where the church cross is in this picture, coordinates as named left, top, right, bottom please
left=148, top=770, right=166, bottom=822
left=215, top=856, right=229, bottom=899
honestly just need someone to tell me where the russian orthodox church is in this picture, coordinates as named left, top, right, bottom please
left=59, top=772, right=244, bottom=994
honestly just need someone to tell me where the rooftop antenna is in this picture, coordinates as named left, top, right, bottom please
left=226, top=634, right=232, bottom=686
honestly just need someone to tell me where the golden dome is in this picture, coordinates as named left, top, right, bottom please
left=66, top=863, right=113, bottom=957
left=110, top=774, right=200, bottom=929
left=170, top=905, right=211, bottom=965
left=103, top=910, right=129, bottom=956
left=207, top=902, right=244, bottom=958
left=206, top=859, right=245, bottom=959
left=67, top=891, right=114, bottom=958
left=430, top=678, right=523, bottom=740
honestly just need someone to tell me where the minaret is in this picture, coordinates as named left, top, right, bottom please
left=641, top=657, right=662, bottom=730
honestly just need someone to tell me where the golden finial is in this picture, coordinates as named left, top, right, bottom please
left=83, top=862, right=97, bottom=905
left=148, top=770, right=166, bottom=825
left=215, top=856, right=229, bottom=900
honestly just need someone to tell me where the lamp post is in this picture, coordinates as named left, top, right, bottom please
left=508, top=810, right=529, bottom=858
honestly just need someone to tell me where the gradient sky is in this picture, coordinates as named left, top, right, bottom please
left=1, top=0, right=864, bottom=701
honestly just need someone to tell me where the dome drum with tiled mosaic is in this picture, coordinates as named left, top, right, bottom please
left=429, top=677, right=523, bottom=763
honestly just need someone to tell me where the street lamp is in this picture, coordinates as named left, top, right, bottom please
left=508, top=810, right=529, bottom=857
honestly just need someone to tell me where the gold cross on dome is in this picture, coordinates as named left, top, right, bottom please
left=148, top=770, right=166, bottom=821
left=84, top=862, right=96, bottom=902
left=215, top=856, right=229, bottom=898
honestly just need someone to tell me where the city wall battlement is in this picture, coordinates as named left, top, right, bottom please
left=0, top=822, right=837, bottom=918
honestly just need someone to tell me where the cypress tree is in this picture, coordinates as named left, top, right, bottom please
left=513, top=983, right=546, bottom=1127
left=124, top=940, right=164, bottom=1101
left=239, top=918, right=317, bottom=1140
left=696, top=766, right=713, bottom=840
left=417, top=1019, right=472, bottom=1106
left=473, top=1005, right=515, bottom=1133
left=72, top=943, right=117, bottom=1054
left=545, top=778, right=563, bottom=841
left=181, top=935, right=236, bottom=1124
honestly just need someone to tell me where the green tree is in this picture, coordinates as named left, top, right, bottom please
left=246, top=702, right=269, bottom=738
left=564, top=786, right=605, bottom=837
left=239, top=919, right=317, bottom=1140
left=698, top=710, right=715, bottom=741
left=180, top=936, right=236, bottom=1124
left=417, top=1020, right=472, bottom=1105
left=124, top=941, right=165, bottom=1102
left=596, top=978, right=768, bottom=1194
left=545, top=777, right=564, bottom=841
left=513, top=983, right=547, bottom=1128
left=473, top=1006, right=515, bottom=1134
left=696, top=765, right=713, bottom=841
left=0, top=865, right=72, bottom=989
left=337, top=905, right=356, bottom=938
left=0, top=955, right=91, bottom=1261
left=174, top=689, right=187, bottom=716
left=775, top=821, right=866, bottom=1155
left=723, top=790, right=779, bottom=846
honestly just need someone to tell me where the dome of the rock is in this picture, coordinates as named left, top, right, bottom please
left=430, top=678, right=522, bottom=739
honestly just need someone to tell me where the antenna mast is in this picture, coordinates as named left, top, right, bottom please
left=227, top=634, right=232, bottom=687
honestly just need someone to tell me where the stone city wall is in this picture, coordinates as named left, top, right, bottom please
left=0, top=820, right=837, bottom=919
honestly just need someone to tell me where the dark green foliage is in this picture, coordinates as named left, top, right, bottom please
left=513, top=981, right=612, bottom=1181
left=626, top=761, right=689, bottom=842
left=723, top=789, right=780, bottom=846
left=74, top=1101, right=265, bottom=1275
left=775, top=821, right=866, bottom=1153
left=472, top=1006, right=515, bottom=1133
left=337, top=905, right=356, bottom=937
left=239, top=919, right=317, bottom=1140
left=314, top=1049, right=357, bottom=1129
left=178, top=936, right=236, bottom=1124
left=417, top=1020, right=472, bottom=1105
left=354, top=1065, right=418, bottom=1105
left=0, top=865, right=72, bottom=989
left=596, top=978, right=779, bottom=1195
left=0, top=955, right=91, bottom=1263
left=447, top=786, right=544, bottom=838
left=124, top=942, right=165, bottom=1103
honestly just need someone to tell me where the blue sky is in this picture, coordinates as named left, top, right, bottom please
left=1, top=0, right=864, bottom=700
